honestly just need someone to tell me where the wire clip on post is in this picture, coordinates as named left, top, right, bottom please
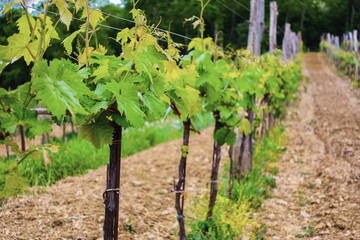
left=171, top=189, right=184, bottom=194
left=102, top=188, right=122, bottom=203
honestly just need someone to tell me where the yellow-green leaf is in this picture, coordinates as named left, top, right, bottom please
left=54, top=0, right=73, bottom=30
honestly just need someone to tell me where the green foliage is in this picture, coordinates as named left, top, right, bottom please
left=79, top=115, right=114, bottom=149
left=214, top=128, right=236, bottom=146
left=32, top=59, right=89, bottom=120
left=295, top=225, right=315, bottom=238
left=321, top=39, right=360, bottom=88
left=187, top=127, right=287, bottom=239
left=187, top=195, right=258, bottom=240
left=0, top=162, right=27, bottom=204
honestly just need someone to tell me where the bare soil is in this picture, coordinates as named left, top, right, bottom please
left=0, top=128, right=216, bottom=240
left=1, top=52, right=359, bottom=240
left=260, top=53, right=360, bottom=239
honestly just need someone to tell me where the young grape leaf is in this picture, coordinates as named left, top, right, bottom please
left=238, top=117, right=251, bottom=136
left=16, top=15, right=36, bottom=36
left=79, top=116, right=113, bottom=149
left=214, top=127, right=236, bottom=146
left=54, top=0, right=73, bottom=30
left=2, top=0, right=22, bottom=14
left=0, top=112, right=17, bottom=134
left=62, top=25, right=86, bottom=54
left=32, top=59, right=88, bottom=120
left=139, top=92, right=166, bottom=118
left=4, top=33, right=34, bottom=65
left=103, top=80, right=145, bottom=127
left=80, top=7, right=104, bottom=28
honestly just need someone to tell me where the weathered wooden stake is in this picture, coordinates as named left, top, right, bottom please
left=233, top=0, right=264, bottom=181
left=335, top=36, right=340, bottom=68
left=354, top=30, right=359, bottom=80
left=282, top=23, right=292, bottom=63
left=291, top=32, right=297, bottom=61
left=248, top=0, right=265, bottom=55
left=104, top=122, right=122, bottom=240
left=269, top=1, right=278, bottom=54
left=350, top=31, right=354, bottom=53
left=174, top=119, right=191, bottom=240
left=297, top=31, right=302, bottom=52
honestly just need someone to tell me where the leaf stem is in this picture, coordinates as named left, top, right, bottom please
left=17, top=149, right=38, bottom=166
left=21, top=1, right=34, bottom=37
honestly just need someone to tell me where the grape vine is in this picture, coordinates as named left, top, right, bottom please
left=0, top=0, right=302, bottom=239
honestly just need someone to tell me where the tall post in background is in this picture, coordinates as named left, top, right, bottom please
left=234, top=0, right=265, bottom=178
left=354, top=30, right=359, bottom=80
left=297, top=31, right=302, bottom=53
left=282, top=23, right=291, bottom=63
left=247, top=0, right=257, bottom=53
left=335, top=36, right=340, bottom=68
left=247, top=0, right=264, bottom=56
left=269, top=1, right=278, bottom=54
left=291, top=32, right=297, bottom=61
left=349, top=31, right=353, bottom=53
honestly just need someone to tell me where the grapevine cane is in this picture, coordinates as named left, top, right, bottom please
left=103, top=122, right=122, bottom=240
left=207, top=110, right=222, bottom=221
left=174, top=119, right=191, bottom=240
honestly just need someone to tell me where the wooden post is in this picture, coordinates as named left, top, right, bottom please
left=234, top=0, right=264, bottom=179
left=326, top=33, right=331, bottom=57
left=269, top=1, right=278, bottom=54
left=247, top=0, right=264, bottom=56
left=349, top=31, right=353, bottom=53
left=343, top=34, right=348, bottom=52
left=247, top=0, right=257, bottom=53
left=282, top=23, right=291, bottom=64
left=335, top=36, right=340, bottom=68
left=354, top=30, right=359, bottom=79
left=254, top=0, right=265, bottom=56
left=103, top=122, right=122, bottom=240
left=297, top=31, right=302, bottom=53
left=291, top=32, right=297, bottom=61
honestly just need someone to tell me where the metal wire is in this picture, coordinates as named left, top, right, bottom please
left=27, top=6, right=186, bottom=46
left=76, top=3, right=193, bottom=41
left=214, top=0, right=248, bottom=21
left=232, top=0, right=250, bottom=12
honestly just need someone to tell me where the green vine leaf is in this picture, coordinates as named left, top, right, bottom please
left=2, top=0, right=22, bottom=14
left=31, top=59, right=88, bottom=120
left=54, top=0, right=73, bottom=30
left=79, top=116, right=113, bottom=149
left=214, top=127, right=236, bottom=146
left=139, top=92, right=166, bottom=118
left=103, top=80, right=146, bottom=127
left=238, top=117, right=251, bottom=136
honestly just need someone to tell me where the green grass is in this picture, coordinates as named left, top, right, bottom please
left=0, top=114, right=213, bottom=204
left=186, top=126, right=287, bottom=239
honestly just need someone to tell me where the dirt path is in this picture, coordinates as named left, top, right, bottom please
left=0, top=128, right=217, bottom=239
left=260, top=53, right=360, bottom=239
